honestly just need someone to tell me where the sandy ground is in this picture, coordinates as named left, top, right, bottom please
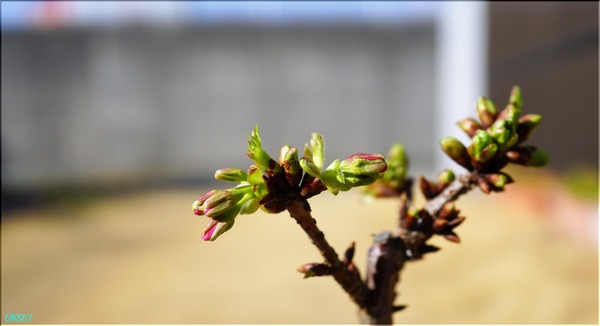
left=1, top=184, right=597, bottom=324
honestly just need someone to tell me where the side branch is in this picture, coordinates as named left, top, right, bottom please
left=286, top=199, right=369, bottom=308
left=423, top=172, right=477, bottom=216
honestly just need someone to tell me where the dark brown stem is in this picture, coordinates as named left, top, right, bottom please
left=286, top=198, right=369, bottom=309
left=362, top=172, right=478, bottom=324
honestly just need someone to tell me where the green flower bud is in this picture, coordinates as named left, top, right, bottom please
left=247, top=165, right=268, bottom=199
left=247, top=125, right=281, bottom=173
left=517, top=114, right=542, bottom=143
left=339, top=153, right=387, bottom=176
left=485, top=173, right=514, bottom=189
left=214, top=168, right=248, bottom=183
left=489, top=120, right=518, bottom=151
left=457, top=117, right=482, bottom=137
left=192, top=190, right=218, bottom=216
left=436, top=169, right=455, bottom=184
left=281, top=146, right=302, bottom=187
left=203, top=190, right=235, bottom=218
left=528, top=147, right=549, bottom=167
left=299, top=157, right=321, bottom=178
left=439, top=137, right=472, bottom=170
left=309, top=133, right=325, bottom=171
left=506, top=146, right=549, bottom=167
left=476, top=97, right=498, bottom=128
left=498, top=86, right=522, bottom=124
left=468, top=130, right=498, bottom=163
left=509, top=85, right=522, bottom=110
left=239, top=195, right=261, bottom=215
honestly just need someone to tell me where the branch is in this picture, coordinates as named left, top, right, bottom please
left=286, top=198, right=369, bottom=309
left=423, top=172, right=478, bottom=216
left=362, top=171, right=479, bottom=324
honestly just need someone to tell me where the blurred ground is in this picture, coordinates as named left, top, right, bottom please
left=1, top=174, right=598, bottom=324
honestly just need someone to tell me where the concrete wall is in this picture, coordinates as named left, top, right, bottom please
left=1, top=25, right=437, bottom=188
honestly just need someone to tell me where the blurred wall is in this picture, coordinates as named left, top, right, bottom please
left=488, top=2, right=598, bottom=171
left=1, top=24, right=437, bottom=189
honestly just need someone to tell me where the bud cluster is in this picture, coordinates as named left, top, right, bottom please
left=440, top=86, right=548, bottom=193
left=400, top=202, right=465, bottom=247
left=193, top=126, right=387, bottom=241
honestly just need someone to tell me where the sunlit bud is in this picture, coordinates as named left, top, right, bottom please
left=202, top=216, right=235, bottom=241
left=239, top=196, right=261, bottom=215
left=203, top=190, right=235, bottom=218
left=476, top=97, right=498, bottom=128
left=247, top=125, right=281, bottom=173
left=468, top=130, right=498, bottom=163
left=436, top=169, right=455, bottom=184
left=247, top=165, right=268, bottom=199
left=440, top=137, right=472, bottom=170
left=457, top=117, right=482, bottom=137
left=299, top=157, right=321, bottom=178
left=214, top=168, right=248, bottom=183
left=279, top=144, right=291, bottom=165
left=517, top=114, right=542, bottom=143
left=309, top=133, right=325, bottom=171
left=192, top=190, right=218, bottom=216
left=489, top=120, right=519, bottom=151
left=281, top=146, right=302, bottom=187
left=339, top=153, right=387, bottom=175
left=341, top=173, right=378, bottom=187
left=509, top=85, right=522, bottom=109
left=498, top=86, right=522, bottom=124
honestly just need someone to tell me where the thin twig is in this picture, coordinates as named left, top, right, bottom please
left=286, top=198, right=369, bottom=309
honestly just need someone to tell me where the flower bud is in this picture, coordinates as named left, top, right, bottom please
left=467, top=130, right=498, bottom=163
left=309, top=133, right=325, bottom=171
left=281, top=146, right=302, bottom=187
left=247, top=165, right=268, bottom=199
left=484, top=172, right=514, bottom=190
left=203, top=190, right=235, bottom=218
left=299, top=157, right=321, bottom=178
left=382, top=143, right=409, bottom=189
left=439, top=137, right=473, bottom=170
left=517, top=114, right=542, bottom=143
left=192, top=190, right=218, bottom=216
left=436, top=169, right=455, bottom=184
left=339, top=153, right=387, bottom=175
left=457, top=117, right=482, bottom=137
left=239, top=196, right=260, bottom=215
left=247, top=125, right=281, bottom=173
left=214, top=168, right=248, bottom=183
left=202, top=217, right=235, bottom=241
left=489, top=120, right=518, bottom=151
left=476, top=97, right=498, bottom=128
left=297, top=263, right=333, bottom=278
left=498, top=86, right=522, bottom=124
left=506, top=146, right=549, bottom=167
left=509, top=85, right=522, bottom=109
left=419, top=176, right=436, bottom=199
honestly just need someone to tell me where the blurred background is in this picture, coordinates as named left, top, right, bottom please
left=1, top=1, right=597, bottom=324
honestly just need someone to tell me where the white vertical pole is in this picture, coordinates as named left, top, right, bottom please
left=434, top=2, right=488, bottom=173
